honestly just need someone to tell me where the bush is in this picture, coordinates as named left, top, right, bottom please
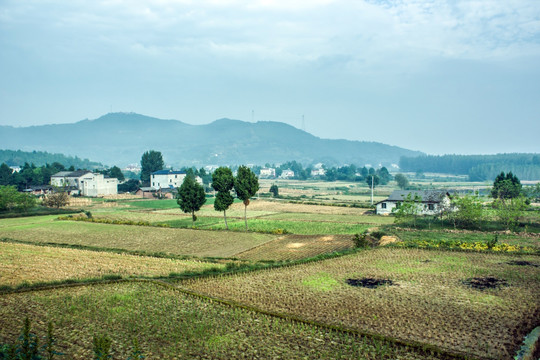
left=352, top=232, right=370, bottom=248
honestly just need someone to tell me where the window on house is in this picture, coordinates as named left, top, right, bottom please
left=381, top=203, right=387, bottom=209
left=152, top=182, right=155, bottom=186
left=428, top=204, right=435, bottom=210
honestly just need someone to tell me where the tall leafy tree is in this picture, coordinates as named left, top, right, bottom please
left=211, top=167, right=235, bottom=230
left=108, top=166, right=125, bottom=182
left=376, top=167, right=392, bottom=185
left=491, top=172, right=522, bottom=200
left=176, top=175, right=206, bottom=226
left=394, top=173, right=409, bottom=190
left=140, top=150, right=164, bottom=186
left=234, top=165, right=259, bottom=231
left=0, top=163, right=13, bottom=186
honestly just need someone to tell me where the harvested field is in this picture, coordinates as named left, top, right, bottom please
left=229, top=200, right=370, bottom=215
left=261, top=212, right=395, bottom=224
left=0, top=242, right=222, bottom=287
left=180, top=248, right=540, bottom=359
left=0, top=216, right=276, bottom=257
left=236, top=234, right=355, bottom=261
left=0, top=282, right=450, bottom=360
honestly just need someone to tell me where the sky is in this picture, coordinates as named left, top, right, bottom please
left=1, top=0, right=539, bottom=155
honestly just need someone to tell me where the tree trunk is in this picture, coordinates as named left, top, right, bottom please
left=244, top=204, right=248, bottom=231
left=192, top=211, right=195, bottom=227
left=223, top=210, right=229, bottom=230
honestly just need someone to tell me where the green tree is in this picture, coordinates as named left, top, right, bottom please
left=392, top=193, right=422, bottom=227
left=366, top=174, right=379, bottom=188
left=0, top=163, right=13, bottom=185
left=449, top=194, right=483, bottom=229
left=394, top=173, right=409, bottom=190
left=269, top=184, right=279, bottom=197
left=176, top=175, right=206, bottom=226
left=140, top=150, right=164, bottom=186
left=491, top=172, right=522, bottom=200
left=376, top=167, right=392, bottom=185
left=108, top=166, right=125, bottom=182
left=234, top=165, right=259, bottom=231
left=0, top=185, right=36, bottom=212
left=211, top=167, right=235, bottom=230
left=493, top=196, right=527, bottom=231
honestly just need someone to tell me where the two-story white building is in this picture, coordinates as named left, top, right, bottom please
left=151, top=170, right=203, bottom=189
left=51, top=171, right=118, bottom=197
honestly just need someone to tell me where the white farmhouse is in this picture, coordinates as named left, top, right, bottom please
left=280, top=169, right=295, bottom=179
left=151, top=170, right=203, bottom=189
left=311, top=168, right=326, bottom=177
left=259, top=168, right=276, bottom=178
left=51, top=171, right=118, bottom=197
left=376, top=190, right=452, bottom=215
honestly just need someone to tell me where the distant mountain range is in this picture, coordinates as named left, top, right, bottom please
left=0, top=113, right=423, bottom=167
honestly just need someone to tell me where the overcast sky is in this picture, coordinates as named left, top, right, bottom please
left=1, top=0, right=539, bottom=155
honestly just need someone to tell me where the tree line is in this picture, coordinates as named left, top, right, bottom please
left=0, top=149, right=101, bottom=169
left=399, top=153, right=540, bottom=181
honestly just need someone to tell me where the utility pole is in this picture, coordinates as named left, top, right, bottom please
left=371, top=175, right=374, bottom=205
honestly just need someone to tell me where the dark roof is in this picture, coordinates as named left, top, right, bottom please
left=51, top=170, right=92, bottom=178
left=385, top=190, right=451, bottom=203
left=152, top=170, right=186, bottom=175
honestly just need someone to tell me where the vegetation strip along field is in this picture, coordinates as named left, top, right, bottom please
left=180, top=248, right=540, bottom=360
left=0, top=281, right=454, bottom=360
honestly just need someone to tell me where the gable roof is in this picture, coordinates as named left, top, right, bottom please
left=385, top=190, right=451, bottom=203
left=51, top=170, right=92, bottom=178
left=152, top=170, right=186, bottom=175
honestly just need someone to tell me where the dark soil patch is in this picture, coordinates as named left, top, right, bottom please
left=507, top=260, right=539, bottom=267
left=346, top=278, right=394, bottom=289
left=419, top=259, right=431, bottom=263
left=461, top=277, right=508, bottom=290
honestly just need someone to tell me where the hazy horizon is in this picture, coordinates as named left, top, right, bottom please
left=1, top=0, right=539, bottom=155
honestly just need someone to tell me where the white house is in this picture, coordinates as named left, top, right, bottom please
left=51, top=170, right=118, bottom=197
left=259, top=168, right=276, bottom=178
left=280, top=169, right=295, bottom=179
left=151, top=170, right=203, bottom=190
left=311, top=168, right=326, bottom=177
left=376, top=190, right=452, bottom=215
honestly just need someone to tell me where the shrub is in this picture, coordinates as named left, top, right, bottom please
left=352, top=232, right=370, bottom=248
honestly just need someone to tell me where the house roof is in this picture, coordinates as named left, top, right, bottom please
left=152, top=170, right=186, bottom=175
left=51, top=170, right=92, bottom=178
left=385, top=190, right=451, bottom=203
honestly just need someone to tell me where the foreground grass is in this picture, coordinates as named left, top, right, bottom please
left=0, top=242, right=223, bottom=288
left=180, top=247, right=540, bottom=359
left=0, top=216, right=276, bottom=257
left=0, top=282, right=451, bottom=360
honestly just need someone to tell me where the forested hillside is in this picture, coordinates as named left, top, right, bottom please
left=399, top=154, right=540, bottom=180
left=0, top=150, right=102, bottom=169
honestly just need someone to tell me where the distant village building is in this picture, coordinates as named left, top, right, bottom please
left=311, top=168, right=326, bottom=177
left=151, top=170, right=203, bottom=190
left=136, top=187, right=177, bottom=199
left=123, top=164, right=141, bottom=172
left=259, top=168, right=276, bottom=178
left=375, top=190, right=452, bottom=215
left=280, top=169, right=295, bottom=179
left=9, top=166, right=21, bottom=173
left=51, top=171, right=118, bottom=197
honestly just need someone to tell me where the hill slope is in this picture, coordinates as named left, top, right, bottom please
left=0, top=113, right=423, bottom=167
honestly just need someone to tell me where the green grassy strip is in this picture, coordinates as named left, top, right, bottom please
left=388, top=239, right=540, bottom=256
left=149, top=279, right=482, bottom=360
left=0, top=207, right=85, bottom=219
left=0, top=237, right=237, bottom=263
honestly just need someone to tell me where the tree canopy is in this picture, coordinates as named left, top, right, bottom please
left=491, top=172, right=522, bottom=200
left=212, top=167, right=235, bottom=230
left=234, top=166, right=259, bottom=230
left=176, top=175, right=206, bottom=225
left=140, top=150, right=164, bottom=185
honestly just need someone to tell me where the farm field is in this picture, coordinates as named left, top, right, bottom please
left=0, top=216, right=276, bottom=258
left=0, top=241, right=222, bottom=288
left=180, top=247, right=540, bottom=359
left=0, top=281, right=452, bottom=360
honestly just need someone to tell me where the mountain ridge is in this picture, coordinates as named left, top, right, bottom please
left=0, top=113, right=424, bottom=167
